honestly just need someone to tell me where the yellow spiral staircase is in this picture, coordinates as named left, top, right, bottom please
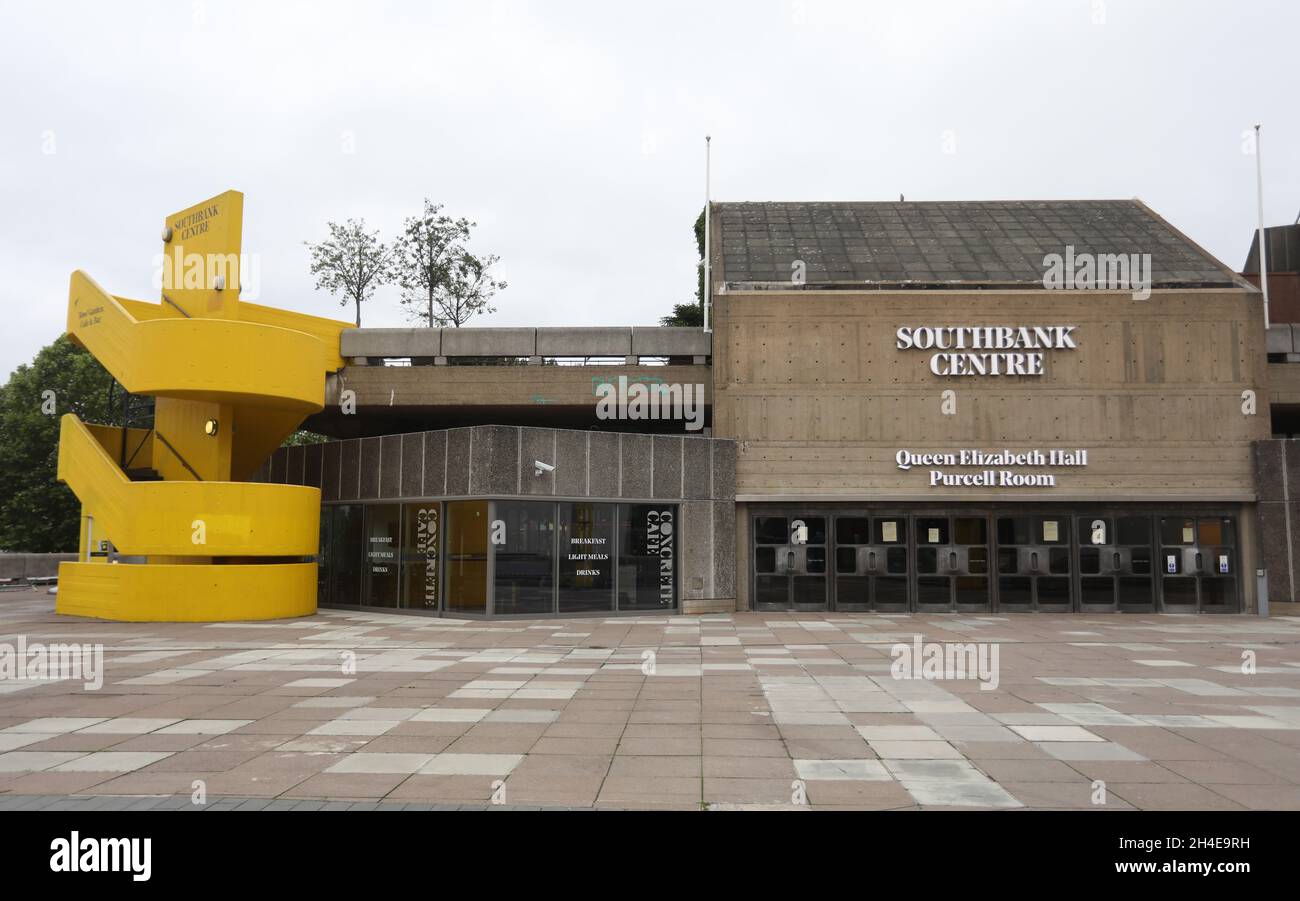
left=56, top=190, right=353, bottom=621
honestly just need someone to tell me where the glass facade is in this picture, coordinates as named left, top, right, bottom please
left=445, top=500, right=488, bottom=615
left=319, top=499, right=677, bottom=616
left=558, top=502, right=615, bottom=613
left=752, top=508, right=1240, bottom=614
left=494, top=501, right=556, bottom=616
left=363, top=504, right=401, bottom=608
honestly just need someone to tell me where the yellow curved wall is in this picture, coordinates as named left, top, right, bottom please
left=56, top=190, right=352, bottom=622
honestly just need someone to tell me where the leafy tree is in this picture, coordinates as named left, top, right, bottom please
left=393, top=199, right=506, bottom=327
left=305, top=219, right=392, bottom=326
left=0, top=337, right=115, bottom=552
left=660, top=208, right=706, bottom=326
left=659, top=302, right=703, bottom=327
left=281, top=430, right=329, bottom=447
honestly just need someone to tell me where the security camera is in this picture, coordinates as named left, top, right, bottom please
left=534, top=460, right=555, bottom=476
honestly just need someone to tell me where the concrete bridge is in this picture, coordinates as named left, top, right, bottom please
left=307, top=326, right=713, bottom=437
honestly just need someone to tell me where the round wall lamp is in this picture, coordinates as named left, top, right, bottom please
left=204, top=419, right=219, bottom=437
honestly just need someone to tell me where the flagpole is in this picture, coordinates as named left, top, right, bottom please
left=703, top=135, right=712, bottom=334
left=1255, top=124, right=1270, bottom=329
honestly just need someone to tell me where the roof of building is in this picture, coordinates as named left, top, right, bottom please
left=712, top=199, right=1243, bottom=290
left=1243, top=223, right=1300, bottom=274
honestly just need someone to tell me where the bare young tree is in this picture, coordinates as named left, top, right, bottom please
left=304, top=219, right=392, bottom=327
left=392, top=199, right=506, bottom=327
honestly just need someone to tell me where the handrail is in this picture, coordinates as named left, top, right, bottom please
left=161, top=293, right=192, bottom=318
left=124, top=427, right=153, bottom=470
left=155, top=431, right=203, bottom=481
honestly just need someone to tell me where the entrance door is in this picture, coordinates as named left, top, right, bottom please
left=1077, top=515, right=1156, bottom=612
left=915, top=515, right=991, bottom=612
left=995, top=515, right=1073, bottom=612
left=833, top=515, right=910, bottom=612
left=752, top=515, right=828, bottom=611
left=1158, top=516, right=1239, bottom=613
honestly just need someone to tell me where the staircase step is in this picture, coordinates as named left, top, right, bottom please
left=125, top=468, right=163, bottom=482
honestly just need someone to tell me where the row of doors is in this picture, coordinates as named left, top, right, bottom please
left=752, top=512, right=1239, bottom=613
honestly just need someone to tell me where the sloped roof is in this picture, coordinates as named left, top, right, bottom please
left=713, top=199, right=1242, bottom=289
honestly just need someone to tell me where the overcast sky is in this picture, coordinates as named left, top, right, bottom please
left=2, top=0, right=1297, bottom=378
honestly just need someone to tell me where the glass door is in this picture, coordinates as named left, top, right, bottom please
left=790, top=516, right=828, bottom=611
left=1077, top=515, right=1155, bottom=613
left=1196, top=518, right=1238, bottom=612
left=1158, top=516, right=1238, bottom=613
left=915, top=516, right=951, bottom=611
left=833, top=515, right=909, bottom=612
left=915, top=516, right=991, bottom=612
left=953, top=516, right=991, bottom=612
left=751, top=514, right=828, bottom=611
left=445, top=500, right=488, bottom=615
left=995, top=515, right=1072, bottom=612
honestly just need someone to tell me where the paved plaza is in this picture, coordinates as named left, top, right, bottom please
left=2, top=590, right=1300, bottom=810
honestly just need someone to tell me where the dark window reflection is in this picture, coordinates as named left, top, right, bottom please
left=558, top=502, right=614, bottom=613
left=364, top=504, right=401, bottom=608
left=330, top=505, right=364, bottom=606
left=618, top=504, right=676, bottom=611
left=494, top=501, right=556, bottom=615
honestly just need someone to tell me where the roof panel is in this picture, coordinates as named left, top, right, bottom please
left=711, top=200, right=1238, bottom=289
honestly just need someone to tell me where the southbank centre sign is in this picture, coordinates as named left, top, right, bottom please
left=896, top=448, right=1089, bottom=488
left=896, top=325, right=1078, bottom=376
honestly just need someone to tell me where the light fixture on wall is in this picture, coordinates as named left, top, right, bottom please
left=204, top=419, right=219, bottom=437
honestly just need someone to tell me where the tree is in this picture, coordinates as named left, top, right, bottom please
left=660, top=207, right=706, bottom=326
left=305, top=219, right=392, bottom=326
left=392, top=199, right=506, bottom=327
left=0, top=337, right=115, bottom=552
left=659, top=302, right=703, bottom=327
left=281, top=430, right=329, bottom=447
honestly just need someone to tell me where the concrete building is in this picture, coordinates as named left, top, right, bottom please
left=253, top=198, right=1300, bottom=617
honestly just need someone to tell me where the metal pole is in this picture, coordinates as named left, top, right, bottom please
left=1255, top=125, right=1270, bottom=329
left=704, top=135, right=712, bottom=334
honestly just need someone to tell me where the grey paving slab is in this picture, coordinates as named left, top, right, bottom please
left=0, top=591, right=1297, bottom=811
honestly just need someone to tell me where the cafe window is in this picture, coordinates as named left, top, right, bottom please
left=617, top=504, right=677, bottom=611
left=494, top=501, right=556, bottom=616
left=364, top=504, right=402, bottom=608
left=330, top=504, right=364, bottom=606
left=558, top=502, right=615, bottom=614
left=402, top=503, right=440, bottom=611
left=446, top=501, right=488, bottom=615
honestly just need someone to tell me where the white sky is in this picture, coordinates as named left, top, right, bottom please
left=2, top=0, right=1297, bottom=378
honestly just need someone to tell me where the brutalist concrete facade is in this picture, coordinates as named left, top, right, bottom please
left=259, top=426, right=737, bottom=614
left=1253, top=439, right=1300, bottom=603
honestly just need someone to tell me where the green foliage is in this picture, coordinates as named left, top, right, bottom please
left=393, top=199, right=506, bottom=327
left=661, top=207, right=706, bottom=327
left=0, top=337, right=115, bottom=552
left=659, top=303, right=704, bottom=327
left=281, top=430, right=329, bottom=447
left=305, top=219, right=393, bottom=326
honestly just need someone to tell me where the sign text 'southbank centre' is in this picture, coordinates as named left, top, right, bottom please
left=60, top=194, right=1300, bottom=619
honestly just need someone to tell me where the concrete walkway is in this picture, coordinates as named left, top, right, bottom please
left=2, top=590, right=1299, bottom=810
